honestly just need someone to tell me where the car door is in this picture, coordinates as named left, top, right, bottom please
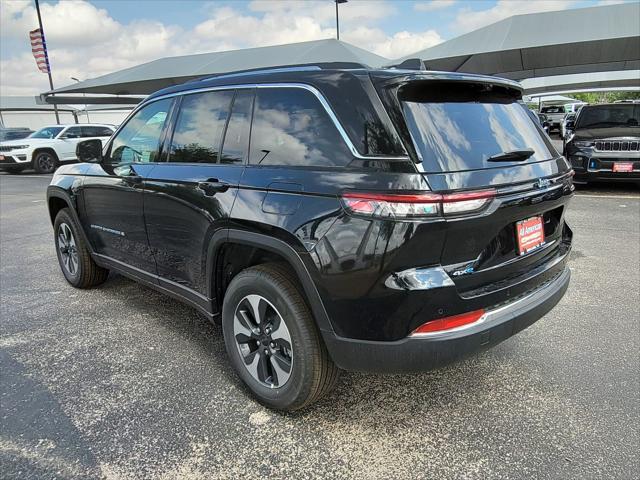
left=143, top=88, right=252, bottom=308
left=56, top=126, right=84, bottom=161
left=77, top=98, right=174, bottom=274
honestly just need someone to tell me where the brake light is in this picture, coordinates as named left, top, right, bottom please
left=341, top=189, right=495, bottom=218
left=411, top=309, right=485, bottom=335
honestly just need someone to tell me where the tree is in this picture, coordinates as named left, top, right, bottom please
left=571, top=91, right=640, bottom=104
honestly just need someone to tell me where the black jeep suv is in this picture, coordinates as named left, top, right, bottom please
left=47, top=66, right=573, bottom=410
left=564, top=103, right=640, bottom=185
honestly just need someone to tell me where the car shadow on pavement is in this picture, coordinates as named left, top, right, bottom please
left=96, top=272, right=527, bottom=420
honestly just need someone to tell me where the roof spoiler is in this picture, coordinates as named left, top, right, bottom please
left=384, top=58, right=427, bottom=71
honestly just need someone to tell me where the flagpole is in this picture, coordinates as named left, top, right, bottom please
left=34, top=0, right=59, bottom=123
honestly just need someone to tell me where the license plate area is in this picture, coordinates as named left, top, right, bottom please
left=516, top=216, right=545, bottom=256
left=613, top=162, right=633, bottom=173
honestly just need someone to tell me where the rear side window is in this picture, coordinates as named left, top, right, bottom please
left=169, top=90, right=234, bottom=164
left=402, top=100, right=556, bottom=173
left=220, top=89, right=254, bottom=165
left=249, top=88, right=351, bottom=167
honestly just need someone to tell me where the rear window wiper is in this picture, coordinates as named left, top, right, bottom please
left=486, top=149, right=535, bottom=163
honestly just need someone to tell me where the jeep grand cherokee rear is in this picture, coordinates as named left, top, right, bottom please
left=314, top=72, right=573, bottom=372
left=49, top=67, right=572, bottom=411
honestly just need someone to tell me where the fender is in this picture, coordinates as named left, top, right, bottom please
left=206, top=228, right=336, bottom=336
left=46, top=186, right=96, bottom=255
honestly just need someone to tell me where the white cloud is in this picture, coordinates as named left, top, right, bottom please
left=453, top=0, right=578, bottom=33
left=414, top=0, right=457, bottom=12
left=343, top=27, right=442, bottom=59
left=0, top=0, right=442, bottom=96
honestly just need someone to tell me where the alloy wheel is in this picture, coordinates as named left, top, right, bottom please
left=57, top=223, right=79, bottom=276
left=233, top=294, right=293, bottom=388
left=38, top=153, right=54, bottom=173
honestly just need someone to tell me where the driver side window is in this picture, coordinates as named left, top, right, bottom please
left=109, top=99, right=172, bottom=165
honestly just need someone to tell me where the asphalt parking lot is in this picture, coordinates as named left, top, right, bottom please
left=1, top=171, right=638, bottom=479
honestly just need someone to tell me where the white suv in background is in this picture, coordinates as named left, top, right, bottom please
left=0, top=124, right=115, bottom=174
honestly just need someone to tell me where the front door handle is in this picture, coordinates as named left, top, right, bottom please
left=197, top=179, right=229, bottom=196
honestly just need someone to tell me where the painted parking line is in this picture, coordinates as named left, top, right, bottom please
left=0, top=175, right=52, bottom=179
left=575, top=193, right=640, bottom=199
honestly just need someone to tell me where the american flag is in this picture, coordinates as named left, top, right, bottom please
left=29, top=28, right=50, bottom=74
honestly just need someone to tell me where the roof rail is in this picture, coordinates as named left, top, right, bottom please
left=190, top=62, right=370, bottom=84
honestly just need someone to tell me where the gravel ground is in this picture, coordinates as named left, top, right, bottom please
left=1, top=172, right=638, bottom=480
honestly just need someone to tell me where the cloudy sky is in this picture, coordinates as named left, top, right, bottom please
left=0, top=0, right=630, bottom=96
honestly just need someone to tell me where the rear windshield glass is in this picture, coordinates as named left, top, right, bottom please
left=575, top=104, right=639, bottom=129
left=541, top=106, right=565, bottom=114
left=402, top=101, right=555, bottom=173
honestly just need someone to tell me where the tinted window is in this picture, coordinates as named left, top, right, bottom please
left=575, top=104, right=639, bottom=129
left=83, top=126, right=113, bottom=137
left=63, top=127, right=83, bottom=138
left=402, top=101, right=555, bottom=173
left=0, top=130, right=32, bottom=141
left=220, top=89, right=254, bottom=164
left=541, top=106, right=565, bottom=114
left=30, top=126, right=63, bottom=139
left=249, top=88, right=351, bottom=167
left=109, top=99, right=171, bottom=164
left=169, top=90, right=233, bottom=164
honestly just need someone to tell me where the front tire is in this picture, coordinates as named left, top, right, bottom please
left=54, top=208, right=109, bottom=288
left=222, top=263, right=340, bottom=411
left=34, top=151, right=58, bottom=174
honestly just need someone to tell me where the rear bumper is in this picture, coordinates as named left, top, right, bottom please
left=324, top=266, right=570, bottom=373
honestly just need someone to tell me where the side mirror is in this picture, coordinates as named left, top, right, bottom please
left=76, top=139, right=103, bottom=163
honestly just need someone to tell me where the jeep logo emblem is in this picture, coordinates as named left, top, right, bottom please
left=534, top=178, right=551, bottom=189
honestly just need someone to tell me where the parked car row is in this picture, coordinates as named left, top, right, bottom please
left=0, top=124, right=115, bottom=174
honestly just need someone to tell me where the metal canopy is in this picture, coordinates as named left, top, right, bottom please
left=392, top=2, right=640, bottom=81
left=522, top=70, right=640, bottom=95
left=0, top=96, right=76, bottom=112
left=45, top=39, right=388, bottom=96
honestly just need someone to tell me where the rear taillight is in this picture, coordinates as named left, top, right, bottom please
left=411, top=309, right=485, bottom=335
left=341, top=189, right=495, bottom=219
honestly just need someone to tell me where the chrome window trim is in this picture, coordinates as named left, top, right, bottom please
left=123, top=83, right=410, bottom=161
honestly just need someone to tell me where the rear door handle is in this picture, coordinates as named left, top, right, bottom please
left=197, top=179, right=229, bottom=196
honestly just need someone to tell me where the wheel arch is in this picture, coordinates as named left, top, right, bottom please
left=47, top=188, right=94, bottom=254
left=32, top=147, right=59, bottom=162
left=207, top=229, right=335, bottom=336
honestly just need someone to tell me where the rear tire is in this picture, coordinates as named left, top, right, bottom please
left=54, top=208, right=109, bottom=288
left=222, top=263, right=340, bottom=411
left=34, top=151, right=58, bottom=174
